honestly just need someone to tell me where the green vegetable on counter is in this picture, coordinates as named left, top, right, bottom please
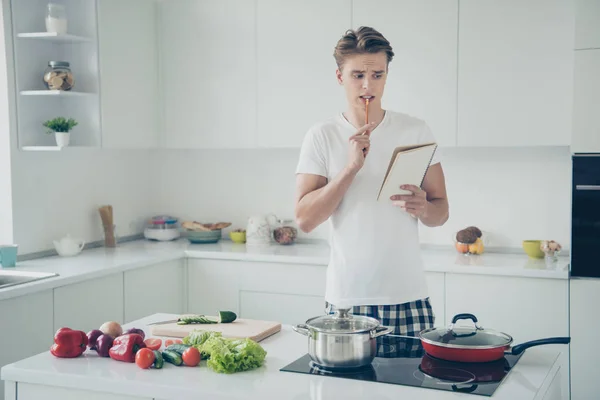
left=165, top=343, right=192, bottom=355
left=182, top=329, right=267, bottom=374
left=176, top=311, right=238, bottom=325
left=152, top=350, right=164, bottom=369
left=162, top=350, right=183, bottom=366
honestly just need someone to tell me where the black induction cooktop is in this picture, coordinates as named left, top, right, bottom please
left=280, top=335, right=523, bottom=397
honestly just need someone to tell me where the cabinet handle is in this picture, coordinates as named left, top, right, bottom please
left=575, top=185, right=600, bottom=191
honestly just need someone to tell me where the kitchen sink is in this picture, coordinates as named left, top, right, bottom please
left=0, top=270, right=59, bottom=290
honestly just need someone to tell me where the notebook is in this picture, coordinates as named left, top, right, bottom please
left=376, top=142, right=438, bottom=201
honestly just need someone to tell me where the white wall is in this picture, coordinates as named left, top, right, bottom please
left=0, top=0, right=13, bottom=245
left=10, top=149, right=158, bottom=254
left=156, top=145, right=572, bottom=251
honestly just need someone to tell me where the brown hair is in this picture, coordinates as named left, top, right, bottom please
left=333, top=26, right=394, bottom=70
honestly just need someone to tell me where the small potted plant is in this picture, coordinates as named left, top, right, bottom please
left=42, top=117, right=78, bottom=147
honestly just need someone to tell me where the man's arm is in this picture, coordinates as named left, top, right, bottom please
left=419, top=163, right=449, bottom=227
left=294, top=167, right=359, bottom=233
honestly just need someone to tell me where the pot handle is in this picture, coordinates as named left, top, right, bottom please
left=293, top=324, right=310, bottom=336
left=509, top=337, right=571, bottom=355
left=371, top=326, right=393, bottom=339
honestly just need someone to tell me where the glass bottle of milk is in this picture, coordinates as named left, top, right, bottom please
left=45, top=3, right=67, bottom=35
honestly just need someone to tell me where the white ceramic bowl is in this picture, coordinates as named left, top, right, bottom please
left=144, top=228, right=180, bottom=241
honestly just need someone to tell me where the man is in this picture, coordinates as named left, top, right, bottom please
left=294, top=26, right=449, bottom=336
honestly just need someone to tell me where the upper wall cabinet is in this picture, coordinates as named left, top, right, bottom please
left=575, top=0, right=600, bottom=50
left=353, top=0, right=458, bottom=148
left=457, top=0, right=575, bottom=147
left=97, top=0, right=160, bottom=149
left=159, top=0, right=257, bottom=149
left=571, top=50, right=600, bottom=153
left=10, top=0, right=101, bottom=150
left=256, top=0, right=350, bottom=148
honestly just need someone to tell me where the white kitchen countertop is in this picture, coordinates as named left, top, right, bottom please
left=1, top=313, right=565, bottom=400
left=0, top=238, right=569, bottom=301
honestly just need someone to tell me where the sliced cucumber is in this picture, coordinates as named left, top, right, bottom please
left=177, top=315, right=217, bottom=325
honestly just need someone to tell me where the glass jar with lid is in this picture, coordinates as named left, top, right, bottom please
left=43, top=61, right=74, bottom=91
left=46, top=3, right=67, bottom=34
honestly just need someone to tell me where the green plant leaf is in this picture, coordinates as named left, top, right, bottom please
left=42, top=117, right=78, bottom=134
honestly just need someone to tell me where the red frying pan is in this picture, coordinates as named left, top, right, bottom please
left=416, top=313, right=570, bottom=363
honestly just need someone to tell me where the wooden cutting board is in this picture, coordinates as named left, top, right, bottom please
left=149, top=317, right=282, bottom=342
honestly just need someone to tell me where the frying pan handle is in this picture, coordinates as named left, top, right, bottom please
left=509, top=337, right=571, bottom=355
left=451, top=313, right=478, bottom=324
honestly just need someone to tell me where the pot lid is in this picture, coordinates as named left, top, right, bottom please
left=305, top=308, right=380, bottom=333
left=420, top=314, right=512, bottom=349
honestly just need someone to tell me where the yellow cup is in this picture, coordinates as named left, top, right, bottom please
left=229, top=231, right=246, bottom=244
left=522, top=240, right=544, bottom=258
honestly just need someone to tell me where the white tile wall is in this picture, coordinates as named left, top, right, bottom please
left=155, top=145, right=572, bottom=251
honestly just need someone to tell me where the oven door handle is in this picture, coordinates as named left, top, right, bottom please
left=575, top=185, right=600, bottom=191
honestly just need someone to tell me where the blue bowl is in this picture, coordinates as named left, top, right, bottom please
left=185, top=229, right=221, bottom=244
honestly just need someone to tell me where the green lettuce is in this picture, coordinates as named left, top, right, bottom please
left=182, top=329, right=267, bottom=373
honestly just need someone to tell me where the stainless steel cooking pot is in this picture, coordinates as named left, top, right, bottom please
left=293, top=308, right=393, bottom=369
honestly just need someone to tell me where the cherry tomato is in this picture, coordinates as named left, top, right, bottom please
left=144, top=338, right=162, bottom=351
left=135, top=348, right=155, bottom=369
left=165, top=339, right=182, bottom=347
left=182, top=347, right=201, bottom=367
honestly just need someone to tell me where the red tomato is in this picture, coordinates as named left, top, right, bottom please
left=144, top=338, right=162, bottom=351
left=135, top=348, right=155, bottom=369
left=182, top=347, right=201, bottom=367
left=165, top=339, right=182, bottom=347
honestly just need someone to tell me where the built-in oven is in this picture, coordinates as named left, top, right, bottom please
left=571, top=154, right=600, bottom=278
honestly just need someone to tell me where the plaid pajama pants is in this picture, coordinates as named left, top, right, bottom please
left=326, top=297, right=436, bottom=337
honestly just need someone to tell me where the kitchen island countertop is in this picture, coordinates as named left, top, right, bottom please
left=0, top=238, right=569, bottom=301
left=1, top=313, right=566, bottom=400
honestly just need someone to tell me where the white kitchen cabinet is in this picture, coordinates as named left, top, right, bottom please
left=575, top=0, right=600, bottom=50
left=158, top=0, right=256, bottom=149
left=188, top=259, right=326, bottom=325
left=97, top=0, right=160, bottom=149
left=457, top=0, right=574, bottom=147
left=571, top=49, right=600, bottom=153
left=445, top=274, right=568, bottom=342
left=0, top=291, right=53, bottom=400
left=353, top=0, right=458, bottom=147
left=53, top=273, right=124, bottom=333
left=256, top=0, right=349, bottom=148
left=123, top=260, right=184, bottom=323
left=425, top=272, right=445, bottom=325
left=569, top=278, right=600, bottom=400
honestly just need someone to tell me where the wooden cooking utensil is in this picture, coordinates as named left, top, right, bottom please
left=98, top=205, right=116, bottom=247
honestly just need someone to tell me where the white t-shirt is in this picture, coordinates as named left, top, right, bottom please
left=295, top=110, right=440, bottom=309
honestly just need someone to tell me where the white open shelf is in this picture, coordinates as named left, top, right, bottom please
left=11, top=0, right=101, bottom=149
left=20, top=90, right=94, bottom=96
left=21, top=146, right=63, bottom=151
left=17, top=32, right=91, bottom=42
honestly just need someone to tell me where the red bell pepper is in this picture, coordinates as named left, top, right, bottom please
left=50, top=327, right=88, bottom=358
left=109, top=333, right=146, bottom=362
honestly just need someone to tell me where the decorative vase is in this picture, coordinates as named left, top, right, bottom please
left=54, top=131, right=70, bottom=147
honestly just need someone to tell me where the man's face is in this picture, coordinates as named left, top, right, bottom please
left=336, top=52, right=388, bottom=114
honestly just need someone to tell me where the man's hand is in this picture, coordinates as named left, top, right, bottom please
left=390, top=184, right=429, bottom=218
left=347, top=122, right=375, bottom=173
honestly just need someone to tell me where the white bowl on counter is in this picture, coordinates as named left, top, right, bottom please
left=143, top=228, right=180, bottom=241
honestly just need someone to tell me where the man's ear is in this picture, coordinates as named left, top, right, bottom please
left=336, top=68, right=343, bottom=85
